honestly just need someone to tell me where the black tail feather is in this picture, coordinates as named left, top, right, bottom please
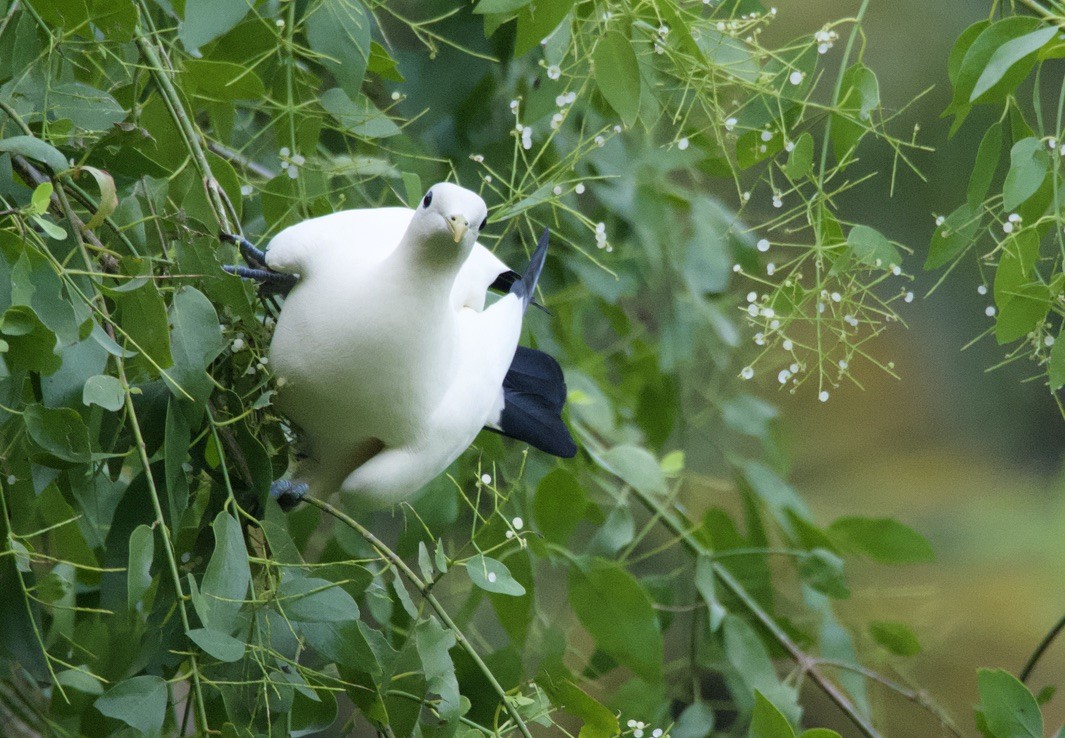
left=510, top=229, right=549, bottom=312
left=488, top=346, right=577, bottom=458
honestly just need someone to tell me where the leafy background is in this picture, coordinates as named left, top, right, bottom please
left=0, top=0, right=1063, bottom=736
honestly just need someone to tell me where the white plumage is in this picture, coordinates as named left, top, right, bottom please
left=236, top=182, right=571, bottom=509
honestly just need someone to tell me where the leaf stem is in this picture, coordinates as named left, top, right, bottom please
left=133, top=16, right=236, bottom=235
left=301, top=494, right=534, bottom=738
left=1019, top=611, right=1065, bottom=682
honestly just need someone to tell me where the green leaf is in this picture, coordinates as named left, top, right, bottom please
left=724, top=615, right=798, bottom=722
left=414, top=616, right=460, bottom=721
left=466, top=554, right=526, bottom=596
left=994, top=241, right=1050, bottom=345
left=869, top=621, right=922, bottom=656
left=305, top=0, right=372, bottom=100
left=30, top=214, right=67, bottom=240
left=968, top=122, right=1002, bottom=207
left=784, top=132, right=814, bottom=180
left=592, top=30, right=641, bottom=128
left=800, top=731, right=843, bottom=738
left=367, top=40, right=404, bottom=82
left=541, top=679, right=619, bottom=738
left=320, top=88, right=401, bottom=138
left=302, top=619, right=379, bottom=675
left=799, top=548, right=850, bottom=599
left=694, top=555, right=726, bottom=631
left=196, top=512, right=251, bottom=634
left=1002, top=137, right=1049, bottom=212
left=535, top=468, right=587, bottom=544
left=949, top=17, right=1042, bottom=125
left=828, top=517, right=934, bottom=564
left=167, top=285, right=225, bottom=403
left=742, top=461, right=810, bottom=531
left=750, top=690, right=796, bottom=738
left=24, top=403, right=92, bottom=465
left=1050, top=331, right=1065, bottom=390
left=977, top=668, right=1042, bottom=738
left=0, top=306, right=60, bottom=374
left=598, top=444, right=666, bottom=496
left=187, top=627, right=247, bottom=662
left=116, top=280, right=173, bottom=371
left=278, top=576, right=359, bottom=622
left=182, top=59, right=266, bottom=101
left=0, top=135, right=68, bottom=173
left=82, top=374, right=124, bottom=411
left=925, top=202, right=982, bottom=270
left=971, top=26, right=1057, bottom=102
left=473, top=0, right=531, bottom=12
left=672, top=701, right=716, bottom=738
left=78, top=166, right=118, bottom=231
left=56, top=668, right=104, bottom=695
left=180, top=0, right=251, bottom=53
left=48, top=82, right=127, bottom=131
left=848, top=225, right=901, bottom=269
left=513, top=0, right=575, bottom=57
left=569, top=558, right=663, bottom=683
left=127, top=524, right=154, bottom=613
left=29, top=182, right=52, bottom=214
left=95, top=675, right=168, bottom=735
left=832, top=63, right=879, bottom=160
left=737, top=128, right=783, bottom=170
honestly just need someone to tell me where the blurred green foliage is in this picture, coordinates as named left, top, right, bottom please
left=0, top=0, right=1062, bottom=736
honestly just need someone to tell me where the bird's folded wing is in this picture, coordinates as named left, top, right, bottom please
left=264, top=207, right=414, bottom=276
left=451, top=246, right=512, bottom=311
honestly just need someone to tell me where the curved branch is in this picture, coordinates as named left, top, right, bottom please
left=1020, top=611, right=1065, bottom=683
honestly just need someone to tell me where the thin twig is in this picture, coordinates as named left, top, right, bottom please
left=812, top=659, right=962, bottom=738
left=302, top=494, right=535, bottom=738
left=1020, top=611, right=1065, bottom=682
left=209, top=142, right=277, bottom=180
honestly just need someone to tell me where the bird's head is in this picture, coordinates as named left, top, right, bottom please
left=405, top=182, right=489, bottom=264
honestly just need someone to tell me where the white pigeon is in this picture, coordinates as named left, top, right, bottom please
left=222, top=182, right=576, bottom=510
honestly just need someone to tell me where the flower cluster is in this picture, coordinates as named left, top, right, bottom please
left=278, top=147, right=305, bottom=179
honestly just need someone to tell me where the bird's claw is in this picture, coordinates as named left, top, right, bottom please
left=220, top=231, right=268, bottom=267
left=220, top=232, right=297, bottom=296
left=270, top=479, right=308, bottom=512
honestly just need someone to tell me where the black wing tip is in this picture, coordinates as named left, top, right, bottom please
left=511, top=228, right=550, bottom=307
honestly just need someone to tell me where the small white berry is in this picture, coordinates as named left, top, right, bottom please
left=985, top=305, right=997, bottom=317
left=741, top=366, right=754, bottom=379
left=818, top=390, right=829, bottom=402
left=757, top=238, right=770, bottom=252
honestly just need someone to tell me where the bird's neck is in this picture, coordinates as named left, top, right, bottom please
left=384, top=234, right=465, bottom=303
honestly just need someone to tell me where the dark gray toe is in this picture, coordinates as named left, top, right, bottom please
left=270, top=480, right=308, bottom=512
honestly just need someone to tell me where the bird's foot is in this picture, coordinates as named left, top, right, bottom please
left=222, top=264, right=297, bottom=290
left=270, top=479, right=308, bottom=512
left=219, top=232, right=268, bottom=267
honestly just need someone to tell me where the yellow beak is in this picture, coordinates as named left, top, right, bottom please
left=447, top=215, right=468, bottom=243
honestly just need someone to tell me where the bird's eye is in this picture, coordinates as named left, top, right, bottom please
left=479, top=217, right=488, bottom=232
left=422, top=190, right=433, bottom=208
